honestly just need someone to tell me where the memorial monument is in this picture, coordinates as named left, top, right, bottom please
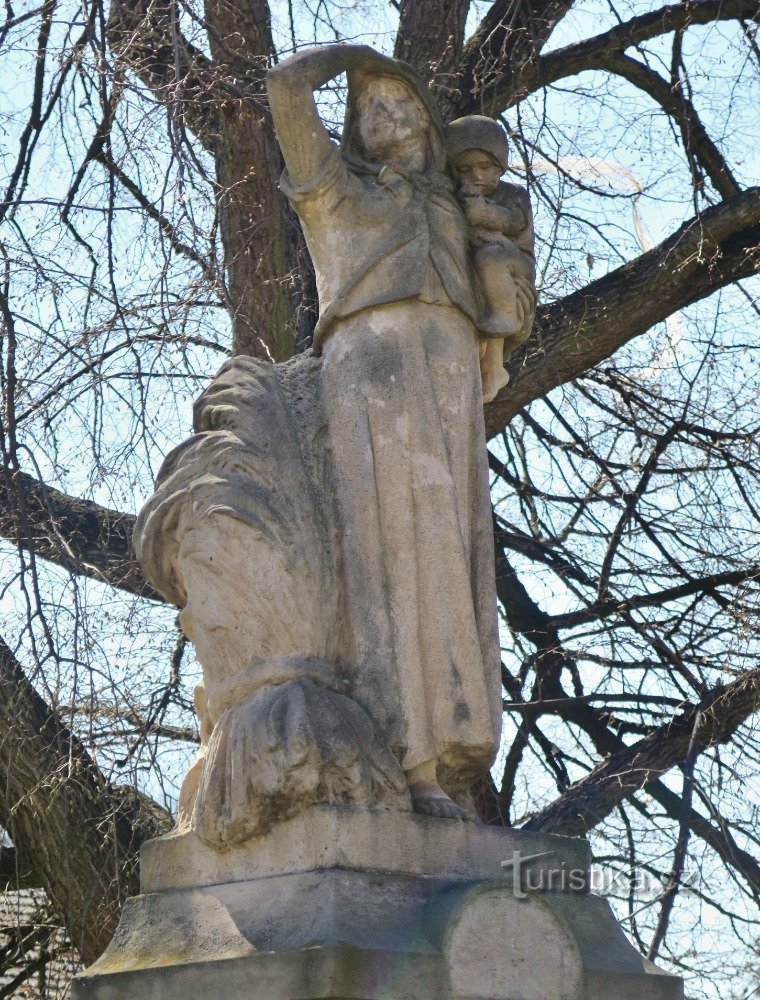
left=73, top=43, right=685, bottom=1000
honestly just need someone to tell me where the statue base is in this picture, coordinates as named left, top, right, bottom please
left=72, top=806, right=683, bottom=1000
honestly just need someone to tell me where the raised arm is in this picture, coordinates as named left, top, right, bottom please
left=266, top=44, right=376, bottom=187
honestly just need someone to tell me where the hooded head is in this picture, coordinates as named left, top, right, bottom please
left=444, top=116, right=509, bottom=172
left=444, top=116, right=509, bottom=197
left=341, top=51, right=446, bottom=173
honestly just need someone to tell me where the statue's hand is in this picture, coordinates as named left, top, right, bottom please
left=297, top=42, right=379, bottom=72
left=463, top=196, right=490, bottom=229
left=268, top=43, right=393, bottom=90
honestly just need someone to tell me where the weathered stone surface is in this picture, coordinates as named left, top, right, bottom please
left=268, top=45, right=504, bottom=818
left=73, top=809, right=683, bottom=1000
left=134, top=44, right=518, bottom=843
left=191, top=681, right=411, bottom=847
left=444, top=115, right=537, bottom=403
left=318, top=301, right=502, bottom=809
left=140, top=806, right=590, bottom=893
left=443, top=887, right=682, bottom=1000
left=134, top=355, right=411, bottom=846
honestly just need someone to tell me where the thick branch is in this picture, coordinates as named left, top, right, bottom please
left=394, top=0, right=470, bottom=99
left=550, top=566, right=760, bottom=630
left=560, top=695, right=760, bottom=899
left=485, top=187, right=760, bottom=437
left=108, top=0, right=218, bottom=151
left=555, top=686, right=760, bottom=899
left=0, top=637, right=171, bottom=962
left=549, top=685, right=760, bottom=899
left=206, top=0, right=298, bottom=360
left=453, top=0, right=575, bottom=116
left=494, top=0, right=760, bottom=109
left=0, top=468, right=153, bottom=600
left=522, top=668, right=760, bottom=836
left=601, top=51, right=740, bottom=199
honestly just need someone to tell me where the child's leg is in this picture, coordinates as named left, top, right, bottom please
left=501, top=267, right=537, bottom=353
left=474, top=243, right=523, bottom=337
left=479, top=336, right=509, bottom=404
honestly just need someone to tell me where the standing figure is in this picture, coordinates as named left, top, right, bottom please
left=267, top=45, right=502, bottom=819
left=445, top=116, right=536, bottom=403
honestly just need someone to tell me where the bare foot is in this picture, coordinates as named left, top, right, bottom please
left=411, top=794, right=474, bottom=821
left=406, top=761, right=475, bottom=821
left=502, top=329, right=532, bottom=354
left=481, top=368, right=510, bottom=404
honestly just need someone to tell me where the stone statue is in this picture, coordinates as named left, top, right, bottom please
left=134, top=44, right=525, bottom=843
left=266, top=45, right=502, bottom=819
left=445, top=115, right=537, bottom=403
left=135, top=356, right=411, bottom=848
left=77, top=46, right=685, bottom=1000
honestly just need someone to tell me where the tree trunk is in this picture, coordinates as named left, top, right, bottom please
left=0, top=639, right=171, bottom=963
left=204, top=0, right=296, bottom=360
left=394, top=0, right=470, bottom=108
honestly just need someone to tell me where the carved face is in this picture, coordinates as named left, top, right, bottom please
left=453, top=149, right=502, bottom=197
left=357, top=76, right=428, bottom=164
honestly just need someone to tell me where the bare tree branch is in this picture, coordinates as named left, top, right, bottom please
left=558, top=697, right=760, bottom=900
left=649, top=783, right=760, bottom=901
left=489, top=522, right=760, bottom=904
left=550, top=566, right=760, bottom=630
left=0, top=468, right=152, bottom=600
left=453, top=0, right=576, bottom=116
left=522, top=668, right=760, bottom=836
left=96, top=150, right=220, bottom=283
left=492, top=0, right=760, bottom=109
left=0, top=636, right=171, bottom=962
left=600, top=50, right=740, bottom=200
left=486, top=186, right=760, bottom=437
left=108, top=0, right=218, bottom=151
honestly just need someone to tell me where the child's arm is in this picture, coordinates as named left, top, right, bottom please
left=464, top=196, right=527, bottom=238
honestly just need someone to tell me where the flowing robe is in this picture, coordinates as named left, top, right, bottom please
left=282, top=145, right=502, bottom=790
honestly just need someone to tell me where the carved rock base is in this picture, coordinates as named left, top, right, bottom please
left=72, top=807, right=683, bottom=1000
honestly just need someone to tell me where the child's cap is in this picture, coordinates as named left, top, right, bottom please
left=444, top=115, right=508, bottom=173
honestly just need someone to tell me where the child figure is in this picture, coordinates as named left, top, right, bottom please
left=445, top=116, right=536, bottom=403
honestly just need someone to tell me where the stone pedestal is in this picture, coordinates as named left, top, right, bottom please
left=73, top=807, right=683, bottom=1000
